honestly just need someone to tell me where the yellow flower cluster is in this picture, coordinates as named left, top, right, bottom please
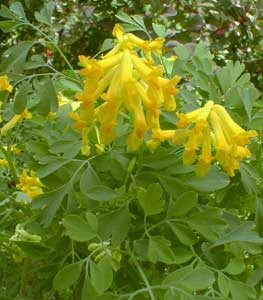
left=16, top=169, right=44, bottom=199
left=70, top=24, right=180, bottom=155
left=148, top=101, right=257, bottom=177
left=0, top=75, right=13, bottom=92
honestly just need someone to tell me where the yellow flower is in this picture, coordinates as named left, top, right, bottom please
left=75, top=23, right=181, bottom=153
left=16, top=169, right=44, bottom=199
left=1, top=109, right=32, bottom=136
left=0, top=75, right=13, bottom=92
left=0, top=158, right=8, bottom=167
left=195, top=125, right=213, bottom=176
left=146, top=128, right=176, bottom=150
left=175, top=101, right=257, bottom=176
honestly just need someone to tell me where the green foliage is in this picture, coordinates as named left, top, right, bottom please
left=0, top=2, right=263, bottom=300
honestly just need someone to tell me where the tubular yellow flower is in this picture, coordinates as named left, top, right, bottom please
left=146, top=128, right=176, bottom=150
left=195, top=126, right=213, bottom=176
left=174, top=101, right=257, bottom=176
left=0, top=75, right=13, bottom=92
left=212, top=104, right=257, bottom=145
left=81, top=127, right=90, bottom=156
left=112, top=23, right=124, bottom=40
left=16, top=169, right=44, bottom=199
left=1, top=109, right=32, bottom=136
left=75, top=23, right=180, bottom=154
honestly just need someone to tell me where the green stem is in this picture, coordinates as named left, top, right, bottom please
left=19, top=258, right=31, bottom=297
left=25, top=22, right=78, bottom=80
left=71, top=240, right=75, bottom=263
left=126, top=242, right=155, bottom=300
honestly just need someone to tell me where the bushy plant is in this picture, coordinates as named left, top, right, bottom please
left=0, top=2, right=263, bottom=300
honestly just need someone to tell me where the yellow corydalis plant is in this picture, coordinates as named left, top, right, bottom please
left=147, top=100, right=257, bottom=176
left=70, top=23, right=180, bottom=153
left=16, top=169, right=44, bottom=199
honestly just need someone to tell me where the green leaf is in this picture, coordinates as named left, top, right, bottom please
left=109, top=151, right=129, bottom=181
left=80, top=164, right=101, bottom=194
left=0, top=41, right=34, bottom=73
left=63, top=215, right=97, bottom=242
left=213, top=222, right=263, bottom=247
left=13, top=81, right=29, bottom=114
left=170, top=191, right=198, bottom=217
left=85, top=186, right=119, bottom=202
left=34, top=1, right=55, bottom=24
left=247, top=267, right=263, bottom=286
left=0, top=5, right=16, bottom=19
left=163, top=266, right=215, bottom=292
left=159, top=175, right=189, bottom=198
left=100, top=39, right=114, bottom=53
left=133, top=239, right=149, bottom=261
left=32, top=184, right=68, bottom=227
left=10, top=2, right=27, bottom=20
left=173, top=246, right=194, bottom=264
left=24, top=54, right=46, bottom=70
left=187, top=208, right=226, bottom=242
left=229, top=281, right=256, bottom=300
left=185, top=169, right=230, bottom=192
left=37, top=79, right=58, bottom=115
left=240, top=162, right=260, bottom=194
left=152, top=23, right=167, bottom=37
left=137, top=183, right=164, bottom=216
left=90, top=256, right=113, bottom=294
left=224, top=258, right=246, bottom=275
left=217, top=61, right=245, bottom=93
left=99, top=205, right=130, bottom=246
left=37, top=158, right=70, bottom=178
left=53, top=261, right=83, bottom=291
left=148, top=236, right=175, bottom=264
left=14, top=241, right=53, bottom=258
left=217, top=273, right=230, bottom=297
left=131, top=15, right=146, bottom=31
left=238, top=85, right=261, bottom=120
left=0, top=20, right=20, bottom=32
left=143, top=150, right=179, bottom=170
left=175, top=44, right=190, bottom=61
left=168, top=222, right=197, bottom=246
left=116, top=11, right=134, bottom=25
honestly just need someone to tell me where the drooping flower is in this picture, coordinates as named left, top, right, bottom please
left=0, top=75, right=13, bottom=92
left=16, top=169, right=44, bottom=199
left=1, top=109, right=32, bottom=136
left=174, top=101, right=257, bottom=176
left=146, top=100, right=257, bottom=176
left=72, top=23, right=181, bottom=153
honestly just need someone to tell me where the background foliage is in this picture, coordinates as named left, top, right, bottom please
left=0, top=1, right=263, bottom=300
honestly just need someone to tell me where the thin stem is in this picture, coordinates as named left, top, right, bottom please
left=13, top=72, right=59, bottom=87
left=25, top=22, right=78, bottom=80
left=71, top=240, right=75, bottom=263
left=144, top=215, right=151, bottom=238
left=126, top=242, right=155, bottom=300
